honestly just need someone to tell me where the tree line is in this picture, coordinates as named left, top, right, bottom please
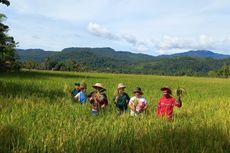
left=20, top=56, right=230, bottom=78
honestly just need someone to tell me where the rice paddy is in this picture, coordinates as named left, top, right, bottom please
left=0, top=70, right=230, bottom=153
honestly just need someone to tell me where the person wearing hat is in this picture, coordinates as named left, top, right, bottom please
left=113, top=83, right=130, bottom=114
left=129, top=87, right=147, bottom=116
left=88, top=83, right=108, bottom=115
left=71, top=82, right=81, bottom=97
left=74, top=82, right=87, bottom=104
left=156, top=86, right=182, bottom=120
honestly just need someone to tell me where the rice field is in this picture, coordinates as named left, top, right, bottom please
left=0, top=70, right=230, bottom=153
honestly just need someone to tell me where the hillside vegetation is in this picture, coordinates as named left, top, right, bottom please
left=17, top=48, right=230, bottom=76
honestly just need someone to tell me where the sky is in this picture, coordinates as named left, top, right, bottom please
left=1, top=0, right=230, bottom=55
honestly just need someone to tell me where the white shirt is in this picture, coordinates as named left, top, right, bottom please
left=129, top=96, right=147, bottom=111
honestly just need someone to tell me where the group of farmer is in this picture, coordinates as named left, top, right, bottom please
left=71, top=82, right=182, bottom=120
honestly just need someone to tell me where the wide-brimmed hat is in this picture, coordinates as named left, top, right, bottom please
left=92, top=83, right=105, bottom=89
left=117, top=83, right=126, bottom=89
left=133, top=87, right=143, bottom=95
left=161, top=86, right=172, bottom=94
left=74, top=82, right=80, bottom=86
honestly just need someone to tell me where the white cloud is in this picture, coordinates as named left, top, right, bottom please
left=154, top=35, right=230, bottom=54
left=87, top=22, right=153, bottom=53
left=87, top=22, right=230, bottom=54
left=88, top=22, right=119, bottom=40
left=3, top=0, right=230, bottom=55
left=121, top=34, right=138, bottom=45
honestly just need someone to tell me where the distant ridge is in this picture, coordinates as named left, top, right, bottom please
left=158, top=50, right=230, bottom=59
left=17, top=48, right=230, bottom=62
left=16, top=49, right=56, bottom=62
left=16, top=47, right=155, bottom=62
left=16, top=47, right=230, bottom=76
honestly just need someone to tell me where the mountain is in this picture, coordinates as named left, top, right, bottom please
left=16, top=47, right=155, bottom=63
left=16, top=48, right=230, bottom=76
left=16, top=49, right=57, bottom=62
left=158, top=50, right=230, bottom=59
left=17, top=48, right=230, bottom=63
left=60, top=47, right=155, bottom=62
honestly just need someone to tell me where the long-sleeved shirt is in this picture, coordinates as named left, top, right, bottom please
left=88, top=91, right=108, bottom=111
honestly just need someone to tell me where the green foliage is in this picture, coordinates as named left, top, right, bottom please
left=175, top=87, right=187, bottom=97
left=0, top=70, right=230, bottom=152
left=0, top=1, right=19, bottom=72
left=0, top=0, right=10, bottom=6
left=16, top=48, right=230, bottom=76
left=217, top=65, right=230, bottom=78
left=209, top=65, right=230, bottom=78
left=23, top=60, right=37, bottom=71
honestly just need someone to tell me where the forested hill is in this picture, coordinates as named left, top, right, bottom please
left=16, top=47, right=230, bottom=76
left=17, top=47, right=155, bottom=63
left=16, top=49, right=57, bottom=62
left=158, top=50, right=230, bottom=59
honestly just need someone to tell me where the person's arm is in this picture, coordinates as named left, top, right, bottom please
left=88, top=92, right=95, bottom=103
left=174, top=97, right=182, bottom=107
left=126, top=93, right=130, bottom=105
left=101, top=93, right=108, bottom=108
left=128, top=98, right=136, bottom=111
left=74, top=93, right=80, bottom=101
left=139, top=98, right=147, bottom=113
left=143, top=99, right=148, bottom=110
left=71, top=89, right=76, bottom=96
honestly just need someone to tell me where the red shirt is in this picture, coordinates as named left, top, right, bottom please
left=156, top=96, right=182, bottom=119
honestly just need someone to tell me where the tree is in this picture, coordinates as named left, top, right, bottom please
left=0, top=0, right=19, bottom=72
left=0, top=0, right=10, bottom=6
left=24, top=60, right=36, bottom=71
left=216, top=66, right=230, bottom=78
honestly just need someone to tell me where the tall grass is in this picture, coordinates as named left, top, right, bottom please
left=0, top=70, right=230, bottom=153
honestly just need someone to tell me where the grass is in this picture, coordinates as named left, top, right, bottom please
left=0, top=70, right=230, bottom=153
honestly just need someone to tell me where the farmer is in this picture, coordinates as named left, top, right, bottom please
left=129, top=87, right=147, bottom=116
left=113, top=83, right=130, bottom=114
left=71, top=82, right=81, bottom=97
left=88, top=83, right=108, bottom=115
left=156, top=86, right=182, bottom=120
left=74, top=82, right=87, bottom=104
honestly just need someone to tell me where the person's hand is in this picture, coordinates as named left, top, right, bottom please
left=177, top=96, right=182, bottom=103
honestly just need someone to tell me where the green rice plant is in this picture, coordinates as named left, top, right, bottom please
left=0, top=70, right=230, bottom=153
left=175, top=87, right=187, bottom=97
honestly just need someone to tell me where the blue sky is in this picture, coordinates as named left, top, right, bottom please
left=1, top=0, right=230, bottom=55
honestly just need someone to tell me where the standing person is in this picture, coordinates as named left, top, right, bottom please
left=88, top=83, right=108, bottom=115
left=129, top=87, right=147, bottom=116
left=113, top=83, right=130, bottom=114
left=156, top=86, right=182, bottom=120
left=74, top=82, right=87, bottom=104
left=71, top=82, right=81, bottom=97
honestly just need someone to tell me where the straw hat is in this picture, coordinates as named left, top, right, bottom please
left=117, top=83, right=126, bottom=89
left=133, top=87, right=143, bottom=95
left=92, top=83, right=104, bottom=89
left=161, top=86, right=172, bottom=94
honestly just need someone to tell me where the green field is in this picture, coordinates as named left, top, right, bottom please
left=0, top=70, right=230, bottom=153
